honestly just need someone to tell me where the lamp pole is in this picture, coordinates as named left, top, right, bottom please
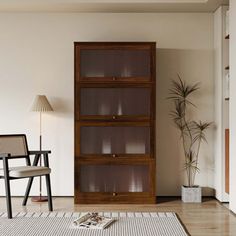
left=39, top=111, right=42, bottom=199
left=31, top=95, right=53, bottom=202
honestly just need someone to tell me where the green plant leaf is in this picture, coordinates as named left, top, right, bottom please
left=168, top=75, right=212, bottom=186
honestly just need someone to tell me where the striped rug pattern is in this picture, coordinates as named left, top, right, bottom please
left=0, top=212, right=189, bottom=236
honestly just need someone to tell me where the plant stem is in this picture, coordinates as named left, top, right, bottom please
left=182, top=99, right=194, bottom=187
left=192, top=131, right=202, bottom=185
left=183, top=100, right=193, bottom=148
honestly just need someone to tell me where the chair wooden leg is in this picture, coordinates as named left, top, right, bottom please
left=45, top=174, right=53, bottom=211
left=23, top=154, right=40, bottom=206
left=4, top=176, right=12, bottom=219
left=3, top=157, right=12, bottom=219
left=22, top=177, right=34, bottom=206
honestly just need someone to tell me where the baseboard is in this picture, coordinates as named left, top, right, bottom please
left=0, top=195, right=216, bottom=199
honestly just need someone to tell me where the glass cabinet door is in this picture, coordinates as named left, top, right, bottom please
left=79, top=49, right=151, bottom=81
left=78, top=87, right=151, bottom=120
left=79, top=165, right=150, bottom=193
left=80, top=126, right=150, bottom=157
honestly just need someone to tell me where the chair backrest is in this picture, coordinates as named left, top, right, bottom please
left=0, top=135, right=29, bottom=157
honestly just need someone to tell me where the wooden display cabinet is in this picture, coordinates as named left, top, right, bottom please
left=74, top=42, right=156, bottom=204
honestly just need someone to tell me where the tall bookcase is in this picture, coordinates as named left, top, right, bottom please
left=74, top=42, right=156, bottom=204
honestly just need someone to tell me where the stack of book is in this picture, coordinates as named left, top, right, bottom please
left=72, top=212, right=115, bottom=229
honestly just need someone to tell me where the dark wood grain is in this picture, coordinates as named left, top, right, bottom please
left=74, top=42, right=156, bottom=204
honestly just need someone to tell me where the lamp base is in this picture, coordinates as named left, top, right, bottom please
left=31, top=196, right=48, bottom=202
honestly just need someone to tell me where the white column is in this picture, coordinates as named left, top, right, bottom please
left=213, top=6, right=229, bottom=202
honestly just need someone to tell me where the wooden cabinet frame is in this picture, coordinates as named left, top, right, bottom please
left=74, top=42, right=156, bottom=204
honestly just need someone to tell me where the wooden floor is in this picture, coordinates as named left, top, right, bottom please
left=0, top=197, right=235, bottom=236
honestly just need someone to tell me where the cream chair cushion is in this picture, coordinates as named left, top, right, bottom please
left=0, top=166, right=51, bottom=178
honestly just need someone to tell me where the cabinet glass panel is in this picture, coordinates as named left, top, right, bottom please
left=80, top=165, right=149, bottom=192
left=80, top=49, right=150, bottom=78
left=80, top=126, right=150, bottom=155
left=80, top=88, right=150, bottom=116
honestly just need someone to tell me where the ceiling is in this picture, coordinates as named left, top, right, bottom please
left=0, top=0, right=229, bottom=12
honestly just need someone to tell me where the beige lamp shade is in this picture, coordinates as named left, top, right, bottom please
left=30, top=95, right=53, bottom=112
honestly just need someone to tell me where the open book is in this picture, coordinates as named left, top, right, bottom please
left=72, top=213, right=115, bottom=229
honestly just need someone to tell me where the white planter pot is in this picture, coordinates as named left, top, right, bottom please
left=181, top=185, right=202, bottom=203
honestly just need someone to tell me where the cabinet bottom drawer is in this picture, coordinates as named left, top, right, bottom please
left=74, top=193, right=156, bottom=204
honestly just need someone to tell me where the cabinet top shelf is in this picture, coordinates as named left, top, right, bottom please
left=75, top=42, right=156, bottom=83
left=74, top=41, right=156, bottom=47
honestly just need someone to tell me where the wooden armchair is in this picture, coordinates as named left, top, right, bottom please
left=0, top=134, right=53, bottom=218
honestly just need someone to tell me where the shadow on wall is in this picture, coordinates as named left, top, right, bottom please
left=156, top=48, right=214, bottom=196
left=49, top=96, right=72, bottom=118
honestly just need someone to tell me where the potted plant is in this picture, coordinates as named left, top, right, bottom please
left=168, top=75, right=212, bottom=202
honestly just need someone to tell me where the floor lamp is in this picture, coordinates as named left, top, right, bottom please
left=30, top=95, right=53, bottom=202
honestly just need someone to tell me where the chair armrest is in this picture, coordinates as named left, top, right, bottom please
left=0, top=153, right=11, bottom=160
left=29, top=150, right=51, bottom=155
left=29, top=151, right=51, bottom=168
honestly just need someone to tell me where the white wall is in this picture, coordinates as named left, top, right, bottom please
left=0, top=13, right=214, bottom=196
left=229, top=0, right=236, bottom=213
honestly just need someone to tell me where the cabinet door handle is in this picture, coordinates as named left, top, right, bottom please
left=112, top=116, right=116, bottom=120
left=112, top=192, right=117, bottom=196
left=112, top=77, right=116, bottom=81
left=112, top=154, right=116, bottom=158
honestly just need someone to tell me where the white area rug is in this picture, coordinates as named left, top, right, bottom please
left=0, top=212, right=189, bottom=236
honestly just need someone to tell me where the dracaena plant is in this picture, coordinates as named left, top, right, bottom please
left=168, top=75, right=212, bottom=187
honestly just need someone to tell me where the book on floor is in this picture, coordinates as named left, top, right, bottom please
left=72, top=212, right=114, bottom=229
